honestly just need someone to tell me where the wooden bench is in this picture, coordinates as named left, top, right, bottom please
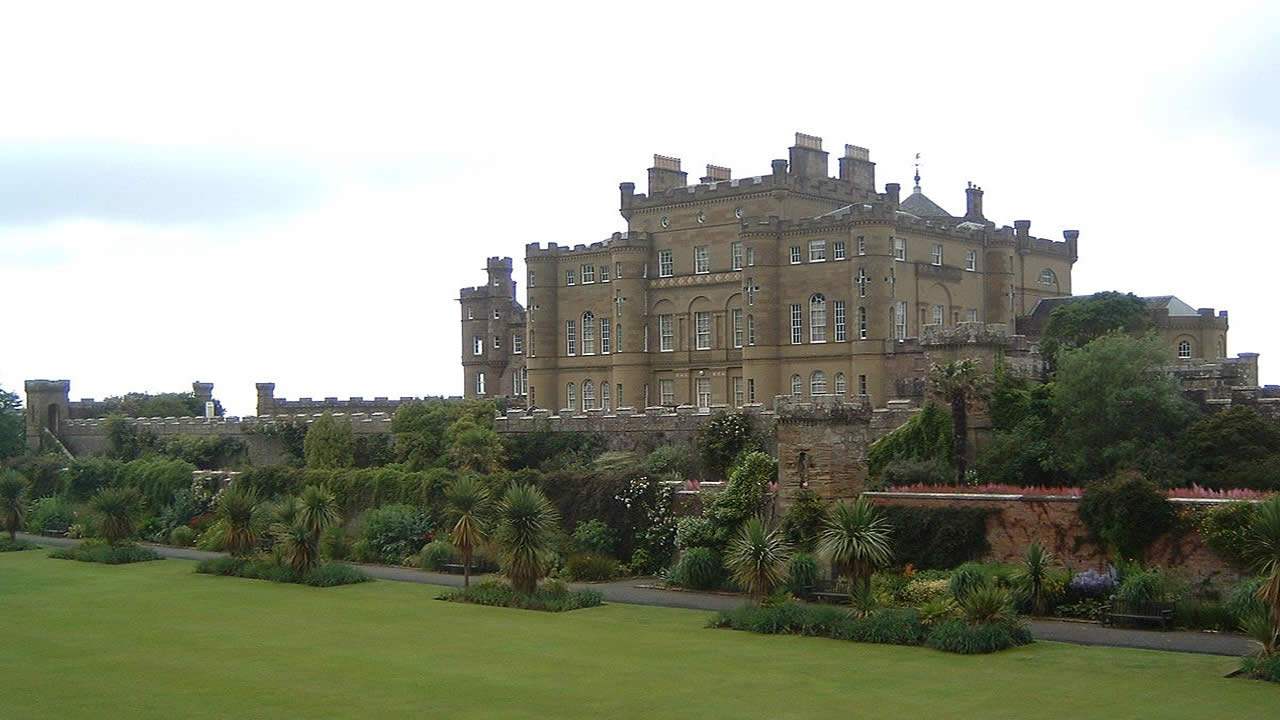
left=440, top=563, right=468, bottom=575
left=1100, top=595, right=1175, bottom=631
left=808, top=579, right=852, bottom=605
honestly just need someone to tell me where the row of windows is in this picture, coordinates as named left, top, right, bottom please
left=473, top=334, right=524, bottom=355
left=563, top=262, right=623, bottom=287
left=565, top=379, right=621, bottom=411
left=474, top=367, right=528, bottom=397
left=565, top=315, right=618, bottom=356
left=788, top=371, right=869, bottom=397
left=465, top=307, right=512, bottom=321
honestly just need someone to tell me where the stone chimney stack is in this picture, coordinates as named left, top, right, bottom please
left=838, top=144, right=875, bottom=192
left=647, top=155, right=687, bottom=194
left=885, top=182, right=901, bottom=206
left=788, top=132, right=829, bottom=180
left=700, top=164, right=731, bottom=184
left=965, top=183, right=985, bottom=220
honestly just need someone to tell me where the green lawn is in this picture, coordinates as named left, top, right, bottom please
left=1, top=550, right=1273, bottom=718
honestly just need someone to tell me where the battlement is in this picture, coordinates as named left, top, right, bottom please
left=255, top=382, right=461, bottom=417
left=524, top=232, right=653, bottom=259
left=61, top=412, right=395, bottom=434
left=486, top=256, right=514, bottom=270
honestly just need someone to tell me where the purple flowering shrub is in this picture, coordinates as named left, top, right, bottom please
left=1068, top=568, right=1117, bottom=599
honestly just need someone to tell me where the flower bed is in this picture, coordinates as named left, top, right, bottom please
left=439, top=579, right=603, bottom=612
left=195, top=557, right=370, bottom=587
left=49, top=541, right=161, bottom=564
left=0, top=537, right=39, bottom=552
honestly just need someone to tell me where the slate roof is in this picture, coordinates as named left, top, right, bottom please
left=899, top=189, right=954, bottom=218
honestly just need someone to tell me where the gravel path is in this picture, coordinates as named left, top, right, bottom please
left=19, top=533, right=1255, bottom=656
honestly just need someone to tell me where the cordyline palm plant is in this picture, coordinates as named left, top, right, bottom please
left=1246, top=496, right=1280, bottom=655
left=272, top=485, right=340, bottom=576
left=1015, top=540, right=1054, bottom=616
left=928, top=359, right=991, bottom=484
left=818, top=497, right=893, bottom=595
left=959, top=583, right=1016, bottom=625
left=216, top=484, right=259, bottom=558
left=90, top=487, right=139, bottom=546
left=495, top=483, right=559, bottom=595
left=298, top=485, right=341, bottom=541
left=725, top=516, right=792, bottom=602
left=275, top=521, right=320, bottom=575
left=447, top=475, right=490, bottom=589
left=0, top=471, right=28, bottom=541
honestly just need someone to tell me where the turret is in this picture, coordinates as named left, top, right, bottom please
left=255, top=382, right=277, bottom=416
left=23, top=379, right=71, bottom=450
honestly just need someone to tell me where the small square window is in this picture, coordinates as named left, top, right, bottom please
left=808, top=240, right=826, bottom=262
left=582, top=264, right=595, bottom=284
left=789, top=246, right=802, bottom=264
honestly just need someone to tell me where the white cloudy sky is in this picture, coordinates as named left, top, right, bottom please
left=3, top=1, right=1277, bottom=415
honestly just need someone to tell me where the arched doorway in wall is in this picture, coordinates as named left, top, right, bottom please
left=46, top=403, right=60, bottom=434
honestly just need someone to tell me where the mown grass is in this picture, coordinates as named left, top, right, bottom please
left=0, top=550, right=1273, bottom=719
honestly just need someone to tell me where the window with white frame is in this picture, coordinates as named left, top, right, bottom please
left=1040, top=268, right=1057, bottom=285
left=473, top=336, right=483, bottom=355
left=931, top=243, right=943, bottom=266
left=745, top=277, right=757, bottom=306
left=790, top=374, right=802, bottom=398
left=659, top=314, right=674, bottom=352
left=695, top=377, right=711, bottom=408
left=494, top=335, right=501, bottom=349
left=733, top=377, right=744, bottom=407
left=600, top=264, right=610, bottom=282
left=566, top=269, right=575, bottom=285
left=695, top=311, right=711, bottom=350
left=967, top=308, right=978, bottom=322
left=809, top=294, right=827, bottom=343
left=658, top=250, right=673, bottom=277
left=582, top=264, right=595, bottom=283
left=1178, top=340, right=1192, bottom=359
left=809, top=239, right=826, bottom=262
left=858, top=374, right=867, bottom=395
left=643, top=325, right=649, bottom=352
left=566, top=382, right=576, bottom=411
left=858, top=306, right=868, bottom=339
left=582, top=379, right=595, bottom=409
left=894, top=301, right=907, bottom=339
left=513, top=333, right=523, bottom=354
left=566, top=320, right=577, bottom=355
left=747, top=314, right=756, bottom=345
left=582, top=312, right=596, bottom=354
left=791, top=304, right=803, bottom=344
left=965, top=250, right=977, bottom=271
left=601, top=380, right=611, bottom=410
left=528, top=272, right=535, bottom=287
left=616, top=383, right=623, bottom=407
left=835, top=373, right=847, bottom=394
left=893, top=237, right=906, bottom=261
left=614, top=323, right=621, bottom=352
left=834, top=300, right=846, bottom=341
left=659, top=379, right=674, bottom=406
left=810, top=370, right=827, bottom=395
left=857, top=236, right=866, bottom=255
left=747, top=378, right=756, bottom=403
left=514, top=367, right=527, bottom=396
left=616, top=262, right=623, bottom=278
left=746, top=247, right=756, bottom=266
left=731, top=242, right=744, bottom=270
left=932, top=305, right=944, bottom=326
left=732, top=309, right=744, bottom=348
left=694, top=246, right=709, bottom=274
left=475, top=372, right=485, bottom=395
left=789, top=246, right=802, bottom=264
left=834, top=240, right=846, bottom=260
left=857, top=267, right=868, bottom=297
left=600, top=317, right=611, bottom=354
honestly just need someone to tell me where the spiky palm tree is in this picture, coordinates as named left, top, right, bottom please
left=216, top=484, right=259, bottom=558
left=494, top=483, right=559, bottom=595
left=90, top=487, right=139, bottom=546
left=447, top=475, right=490, bottom=588
left=0, top=472, right=28, bottom=541
left=1247, top=496, right=1280, bottom=655
left=1015, top=540, right=1055, bottom=616
left=928, top=359, right=992, bottom=484
left=724, top=516, right=792, bottom=602
left=298, top=484, right=341, bottom=541
left=276, top=521, right=320, bottom=575
left=818, top=497, right=893, bottom=595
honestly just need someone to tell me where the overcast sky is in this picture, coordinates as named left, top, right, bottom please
left=3, top=1, right=1277, bottom=416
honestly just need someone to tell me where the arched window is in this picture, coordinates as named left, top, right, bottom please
left=1178, top=340, right=1192, bottom=359
left=582, top=312, right=596, bottom=354
left=790, top=374, right=802, bottom=398
left=582, top=379, right=595, bottom=409
left=834, top=373, right=847, bottom=394
left=810, top=294, right=827, bottom=343
left=810, top=370, right=827, bottom=395
left=1039, top=268, right=1057, bottom=285
left=566, top=382, right=576, bottom=411
left=600, top=380, right=611, bottom=411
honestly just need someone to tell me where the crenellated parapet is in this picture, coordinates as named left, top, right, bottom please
left=61, top=412, right=395, bottom=436
left=524, top=232, right=653, bottom=261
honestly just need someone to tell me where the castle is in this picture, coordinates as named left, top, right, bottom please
left=460, top=133, right=1230, bottom=411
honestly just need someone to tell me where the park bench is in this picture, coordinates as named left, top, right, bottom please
left=1100, top=595, right=1175, bottom=631
left=440, top=563, right=468, bottom=574
left=808, top=579, right=852, bottom=605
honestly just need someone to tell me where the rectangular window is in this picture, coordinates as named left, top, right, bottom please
left=616, top=383, right=623, bottom=408
left=809, top=239, right=826, bottom=262
left=732, top=309, right=743, bottom=348
left=659, top=314, right=674, bottom=352
left=857, top=267, right=868, bottom=298
left=566, top=320, right=577, bottom=355
left=601, top=381, right=611, bottom=411
left=643, top=325, right=649, bottom=352
left=747, top=314, right=756, bottom=346
left=965, top=250, right=977, bottom=271
left=658, top=250, right=673, bottom=277
left=582, top=316, right=595, bottom=354
left=566, top=269, right=576, bottom=285
left=600, top=264, right=610, bottom=282
left=616, top=262, right=623, bottom=279
left=475, top=372, right=485, bottom=395
left=600, top=318, right=611, bottom=354
left=932, top=304, right=944, bottom=326
left=893, top=237, right=906, bottom=261
left=857, top=236, right=866, bottom=255
left=731, top=241, right=744, bottom=270
left=473, top=336, right=483, bottom=355
left=858, top=306, right=868, bottom=340
left=615, top=324, right=621, bottom=352
left=696, top=378, right=711, bottom=409
left=931, top=243, right=943, bottom=266
left=747, top=378, right=756, bottom=404
left=467, top=307, right=474, bottom=319
left=694, top=246, right=709, bottom=274
left=968, top=308, right=978, bottom=322
left=695, top=311, right=711, bottom=350
left=659, top=379, right=674, bottom=406
left=894, top=301, right=907, bottom=339
left=514, top=367, right=527, bottom=396
left=746, top=247, right=756, bottom=266
left=513, top=333, right=523, bottom=354
left=791, top=304, right=803, bottom=344
left=528, top=272, right=535, bottom=287
left=493, top=335, right=501, bottom=349
left=733, top=377, right=744, bottom=407
left=834, top=240, right=846, bottom=260
left=834, top=300, right=846, bottom=341
left=582, top=264, right=595, bottom=283
left=789, top=246, right=802, bottom=264
left=811, top=300, right=826, bottom=343
left=858, top=374, right=867, bottom=396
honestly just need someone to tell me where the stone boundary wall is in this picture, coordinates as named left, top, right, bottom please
left=864, top=491, right=1246, bottom=586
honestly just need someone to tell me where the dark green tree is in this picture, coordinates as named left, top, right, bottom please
left=1039, top=291, right=1151, bottom=367
left=1178, top=406, right=1280, bottom=490
left=698, top=412, right=761, bottom=480
left=867, top=403, right=953, bottom=479
left=0, top=386, right=25, bottom=459
left=1078, top=471, right=1176, bottom=561
left=303, top=413, right=355, bottom=469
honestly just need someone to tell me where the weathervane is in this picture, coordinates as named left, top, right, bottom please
left=913, top=152, right=921, bottom=193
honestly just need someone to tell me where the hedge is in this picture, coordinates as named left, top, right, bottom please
left=878, top=505, right=993, bottom=569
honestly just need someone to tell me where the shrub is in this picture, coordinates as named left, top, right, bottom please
left=785, top=552, right=820, bottom=596
left=566, top=552, right=620, bottom=581
left=89, top=487, right=141, bottom=545
left=1227, top=577, right=1267, bottom=626
left=724, top=517, right=791, bottom=600
left=65, top=458, right=123, bottom=501
left=1241, top=654, right=1280, bottom=683
left=878, top=505, right=991, bottom=569
left=116, top=458, right=196, bottom=513
left=194, top=557, right=369, bottom=587
left=0, top=537, right=38, bottom=551
left=320, top=527, right=351, bottom=560
left=781, top=490, right=827, bottom=552
left=417, top=539, right=455, bottom=571
left=439, top=579, right=603, bottom=611
left=668, top=546, right=724, bottom=590
left=360, top=503, right=432, bottom=564
left=709, top=603, right=926, bottom=646
left=901, top=578, right=952, bottom=605
left=27, top=496, right=74, bottom=535
left=351, top=539, right=378, bottom=563
left=949, top=564, right=988, bottom=601
left=958, top=583, right=1016, bottom=625
left=878, top=459, right=953, bottom=488
left=1014, top=541, right=1055, bottom=615
left=917, top=597, right=960, bottom=628
left=868, top=403, right=953, bottom=477
left=49, top=540, right=161, bottom=564
left=674, top=516, right=718, bottom=550
left=1174, top=598, right=1234, bottom=631
left=1068, top=568, right=1117, bottom=599
left=1115, top=569, right=1169, bottom=613
left=644, top=445, right=695, bottom=479
left=570, top=519, right=617, bottom=556
left=1078, top=471, right=1176, bottom=561
left=926, top=620, right=1033, bottom=654
left=169, top=525, right=195, bottom=546
left=303, top=564, right=370, bottom=587
left=698, top=412, right=761, bottom=480
left=196, top=520, right=227, bottom=551
left=1197, top=502, right=1259, bottom=568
